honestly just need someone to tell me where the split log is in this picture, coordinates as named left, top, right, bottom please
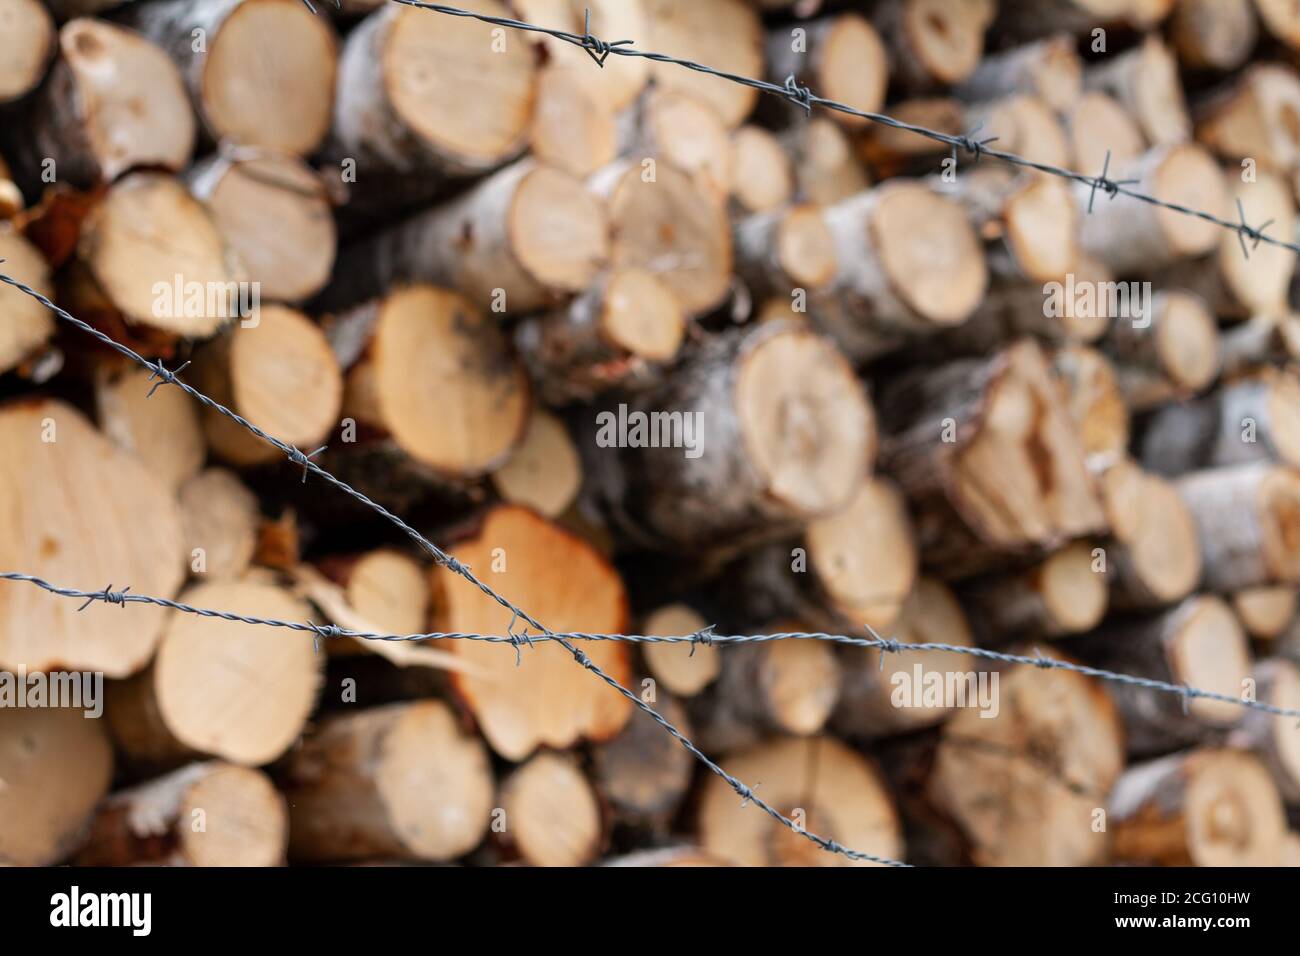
left=1140, top=371, right=1300, bottom=475
left=963, top=93, right=1071, bottom=169
left=1078, top=144, right=1228, bottom=275
left=0, top=399, right=184, bottom=676
left=75, top=761, right=287, bottom=866
left=876, top=339, right=1107, bottom=578
left=1109, top=749, right=1286, bottom=866
left=178, top=468, right=259, bottom=582
left=927, top=646, right=1125, bottom=866
left=489, top=408, right=582, bottom=519
left=697, top=735, right=903, bottom=867
left=511, top=0, right=648, bottom=111
left=779, top=117, right=869, bottom=206
left=325, top=159, right=607, bottom=316
left=1175, top=464, right=1300, bottom=591
left=283, top=701, right=494, bottom=863
left=192, top=305, right=343, bottom=467
left=1085, top=35, right=1191, bottom=145
left=1065, top=91, right=1146, bottom=176
left=591, top=693, right=694, bottom=834
left=8, top=18, right=191, bottom=190
left=0, top=706, right=113, bottom=865
left=1231, top=586, right=1297, bottom=639
left=640, top=604, right=721, bottom=699
left=832, top=577, right=978, bottom=737
left=1095, top=459, right=1202, bottom=609
left=1080, top=595, right=1253, bottom=754
left=581, top=322, right=873, bottom=553
left=953, top=35, right=1082, bottom=113
left=106, top=578, right=321, bottom=765
left=121, top=0, right=337, bottom=156
left=500, top=750, right=602, bottom=867
left=729, top=125, right=794, bottom=214
left=1170, top=0, right=1258, bottom=72
left=964, top=541, right=1109, bottom=638
left=0, top=0, right=54, bottom=104
left=871, top=0, right=996, bottom=93
left=1052, top=345, right=1132, bottom=463
left=513, top=269, right=684, bottom=405
left=1102, top=290, right=1222, bottom=412
left=0, top=227, right=55, bottom=374
left=528, top=65, right=617, bottom=179
left=642, top=0, right=763, bottom=128
left=764, top=13, right=887, bottom=127
left=1230, top=658, right=1300, bottom=801
left=186, top=152, right=336, bottom=306
left=1196, top=64, right=1300, bottom=172
left=94, top=363, right=204, bottom=494
left=618, top=89, right=732, bottom=203
left=437, top=505, right=632, bottom=760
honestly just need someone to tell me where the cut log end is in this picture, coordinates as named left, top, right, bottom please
left=642, top=604, right=721, bottom=698
left=490, top=409, right=582, bottom=519
left=0, top=0, right=53, bottom=104
left=502, top=751, right=602, bottom=866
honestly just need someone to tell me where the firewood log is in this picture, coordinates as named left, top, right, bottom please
left=436, top=505, right=632, bottom=760
left=120, top=0, right=337, bottom=156
left=581, top=322, right=873, bottom=553
left=591, top=693, right=693, bottom=834
left=1196, top=64, right=1300, bottom=172
left=640, top=604, right=720, bottom=699
left=106, top=578, right=321, bottom=766
left=76, top=761, right=288, bottom=866
left=1220, top=311, right=1300, bottom=377
left=871, top=0, right=996, bottom=93
left=1170, top=0, right=1258, bottom=72
left=618, top=88, right=733, bottom=203
left=0, top=226, right=55, bottom=374
left=1085, top=35, right=1191, bottom=146
left=876, top=339, right=1107, bottom=578
left=313, top=548, right=432, bottom=639
left=963, top=93, right=1071, bottom=168
left=953, top=35, right=1082, bottom=113
left=514, top=269, right=684, bottom=406
left=192, top=305, right=343, bottom=467
left=733, top=203, right=837, bottom=310
left=1229, top=658, right=1300, bottom=800
left=778, top=117, right=869, bottom=206
left=1256, top=0, right=1300, bottom=51
left=489, top=408, right=582, bottom=519
left=642, top=0, right=763, bottom=128
left=511, top=0, right=648, bottom=111
left=965, top=541, right=1109, bottom=638
left=94, top=363, right=204, bottom=494
left=1141, top=370, right=1300, bottom=474
left=500, top=750, right=602, bottom=867
left=178, top=468, right=259, bottom=583
left=1102, top=290, right=1222, bottom=412
left=528, top=65, right=617, bottom=179
left=1078, top=595, right=1253, bottom=754
left=697, top=735, right=903, bottom=867
left=1065, top=91, right=1146, bottom=175
left=1231, top=586, right=1297, bottom=639
left=765, top=12, right=888, bottom=127
left=1175, top=464, right=1300, bottom=591
left=832, top=576, right=977, bottom=738
left=186, top=153, right=336, bottom=306
left=6, top=18, right=191, bottom=190
left=0, top=0, right=54, bottom=105
left=729, top=125, right=795, bottom=215
left=1109, top=749, right=1286, bottom=865
left=1052, top=345, right=1132, bottom=463
left=858, top=97, right=965, bottom=178
left=0, top=399, right=184, bottom=676
left=0, top=706, right=112, bottom=865
left=283, top=701, right=494, bottom=863
left=927, top=646, right=1125, bottom=866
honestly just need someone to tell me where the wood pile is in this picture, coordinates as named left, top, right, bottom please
left=3, top=0, right=1300, bottom=868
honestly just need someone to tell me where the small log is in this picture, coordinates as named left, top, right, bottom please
left=1232, top=586, right=1297, bottom=639
left=1103, top=290, right=1221, bottom=412
left=581, top=322, right=873, bottom=553
left=591, top=693, right=693, bottom=834
left=964, top=93, right=1071, bottom=168
left=0, top=0, right=54, bottom=104
left=179, top=468, right=259, bottom=583
left=0, top=227, right=55, bottom=375
left=121, top=0, right=337, bottom=156
left=0, top=399, right=184, bottom=676
left=953, top=34, right=1082, bottom=113
left=1109, top=749, right=1286, bottom=866
left=500, top=751, right=602, bottom=867
left=779, top=117, right=869, bottom=206
left=106, top=578, right=321, bottom=765
left=1196, top=64, right=1300, bottom=172
left=437, top=505, right=632, bottom=761
left=1085, top=34, right=1191, bottom=145
left=511, top=0, right=649, bottom=111
left=314, top=548, right=431, bottom=639
left=858, top=97, right=965, bottom=178
left=1052, top=344, right=1132, bottom=463
left=733, top=203, right=837, bottom=311
left=729, top=125, right=794, bottom=214
left=642, top=0, right=763, bottom=128
left=640, top=604, right=721, bottom=699
left=964, top=541, right=1109, bottom=638
left=75, top=761, right=287, bottom=866
left=765, top=13, right=888, bottom=127
left=1256, top=0, right=1300, bottom=51
left=283, top=701, right=494, bottom=863
left=872, top=0, right=995, bottom=93
left=697, top=735, right=903, bottom=867
left=489, top=408, right=582, bottom=519
left=1220, top=312, right=1300, bottom=377
left=0, top=707, right=113, bottom=865
left=1170, top=0, right=1258, bottom=72
left=1065, top=91, right=1146, bottom=176
left=1229, top=658, right=1300, bottom=801
left=94, top=363, right=204, bottom=494
left=832, top=577, right=978, bottom=737
left=192, top=305, right=343, bottom=467
left=1080, top=595, right=1253, bottom=754
left=618, top=88, right=732, bottom=203
left=528, top=65, right=617, bottom=179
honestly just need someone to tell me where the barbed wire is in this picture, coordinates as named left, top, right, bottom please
left=391, top=1, right=1293, bottom=258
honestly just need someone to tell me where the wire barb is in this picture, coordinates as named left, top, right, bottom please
left=687, top=623, right=716, bottom=657
left=1234, top=198, right=1274, bottom=260
left=951, top=123, right=998, bottom=167
left=783, top=74, right=814, bottom=114
left=578, top=8, right=631, bottom=67
left=145, top=359, right=191, bottom=399
left=1086, top=150, right=1139, bottom=214
left=286, top=445, right=327, bottom=483
left=76, top=583, right=130, bottom=612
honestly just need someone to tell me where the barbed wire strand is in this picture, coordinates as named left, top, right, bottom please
left=0, top=270, right=905, bottom=867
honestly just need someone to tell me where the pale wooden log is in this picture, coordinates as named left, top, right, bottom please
left=1196, top=64, right=1300, bottom=172
left=765, top=13, right=887, bottom=127
left=698, top=736, right=903, bottom=867
left=1051, top=344, right=1131, bottom=463
left=1103, top=290, right=1222, bottom=412
left=186, top=152, right=336, bottom=306
left=500, top=750, right=602, bottom=867
left=511, top=0, right=648, bottom=111
left=733, top=203, right=837, bottom=310
left=179, top=468, right=259, bottom=582
left=591, top=694, right=693, bottom=833
left=0, top=226, right=55, bottom=374
left=192, top=305, right=343, bottom=467
left=1079, top=144, right=1228, bottom=274
left=437, top=505, right=632, bottom=760
left=284, top=701, right=493, bottom=863
left=927, top=646, right=1125, bottom=866
left=1171, top=0, right=1259, bottom=72
left=106, top=578, right=320, bottom=765
left=832, top=577, right=977, bottom=737
left=1065, top=91, right=1146, bottom=175
left=640, top=604, right=720, bottom=699
left=1232, top=586, right=1297, bottom=639
left=581, top=322, right=873, bottom=553
left=1256, top=0, right=1300, bottom=51
left=528, top=65, right=617, bottom=179
left=489, top=408, right=582, bottom=520
left=75, top=761, right=287, bottom=866
left=729, top=125, right=795, bottom=215
left=1220, top=312, right=1300, bottom=377
left=1086, top=35, right=1190, bottom=145
left=1109, top=749, right=1286, bottom=865
left=94, top=363, right=204, bottom=494
left=642, top=0, right=763, bottom=128
left=872, top=0, right=995, bottom=93
left=778, top=117, right=869, bottom=206
left=313, top=548, right=432, bottom=644
left=953, top=35, right=1082, bottom=113
left=0, top=0, right=54, bottom=104
left=1084, top=595, right=1253, bottom=754
left=514, top=269, right=684, bottom=406
left=964, top=541, right=1108, bottom=638
left=121, top=0, right=336, bottom=156
left=8, top=18, right=191, bottom=189
left=0, top=399, right=184, bottom=676
left=618, top=88, right=732, bottom=203
left=963, top=93, right=1071, bottom=169
left=0, top=707, right=112, bottom=865
left=1175, top=464, right=1300, bottom=591
left=1229, top=658, right=1300, bottom=801
left=858, top=97, right=965, bottom=178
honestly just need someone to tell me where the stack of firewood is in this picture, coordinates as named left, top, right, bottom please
left=3, top=0, right=1300, bottom=868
